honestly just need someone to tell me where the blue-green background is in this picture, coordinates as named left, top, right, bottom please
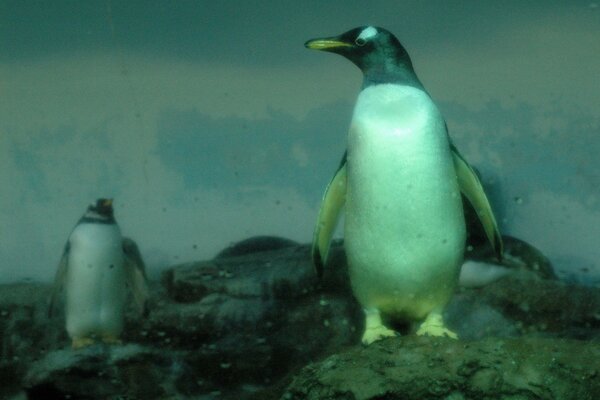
left=1, top=1, right=599, bottom=284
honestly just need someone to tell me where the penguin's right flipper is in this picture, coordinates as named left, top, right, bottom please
left=123, top=238, right=150, bottom=317
left=48, top=244, right=69, bottom=318
left=311, top=153, right=347, bottom=278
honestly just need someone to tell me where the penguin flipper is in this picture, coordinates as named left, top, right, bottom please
left=48, top=244, right=69, bottom=318
left=450, top=144, right=504, bottom=260
left=311, top=153, right=347, bottom=278
left=123, top=238, right=149, bottom=317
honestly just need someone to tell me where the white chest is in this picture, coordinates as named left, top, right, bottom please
left=68, top=223, right=124, bottom=275
left=343, top=84, right=465, bottom=317
left=347, top=84, right=451, bottom=187
left=65, top=222, right=127, bottom=336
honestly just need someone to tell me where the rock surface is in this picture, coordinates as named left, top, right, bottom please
left=1, top=240, right=599, bottom=399
left=283, top=336, right=600, bottom=400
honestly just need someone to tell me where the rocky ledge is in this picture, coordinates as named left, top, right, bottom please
left=1, top=239, right=599, bottom=399
left=284, top=336, right=600, bottom=400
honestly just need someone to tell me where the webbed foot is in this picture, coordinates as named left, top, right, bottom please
left=362, top=308, right=398, bottom=345
left=416, top=312, right=457, bottom=339
left=72, top=337, right=95, bottom=349
left=101, top=334, right=122, bottom=345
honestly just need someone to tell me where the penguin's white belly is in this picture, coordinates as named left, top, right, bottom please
left=65, top=223, right=126, bottom=338
left=344, top=84, right=466, bottom=320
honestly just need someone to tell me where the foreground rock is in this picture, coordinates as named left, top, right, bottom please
left=1, top=243, right=360, bottom=399
left=1, top=239, right=600, bottom=399
left=283, top=336, right=600, bottom=400
left=24, top=345, right=175, bottom=399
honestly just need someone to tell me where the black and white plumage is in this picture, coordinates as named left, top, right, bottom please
left=49, top=199, right=148, bottom=348
left=307, top=27, right=502, bottom=344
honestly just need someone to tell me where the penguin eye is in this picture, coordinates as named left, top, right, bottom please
left=355, top=37, right=366, bottom=46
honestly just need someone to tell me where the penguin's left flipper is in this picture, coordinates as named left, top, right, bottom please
left=48, top=243, right=69, bottom=318
left=451, top=143, right=504, bottom=260
left=122, top=238, right=149, bottom=317
left=311, top=153, right=347, bottom=278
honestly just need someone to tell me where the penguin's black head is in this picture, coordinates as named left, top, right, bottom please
left=305, top=26, right=419, bottom=87
left=89, top=198, right=114, bottom=219
left=78, top=198, right=116, bottom=225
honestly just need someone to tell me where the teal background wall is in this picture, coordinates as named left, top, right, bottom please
left=1, top=1, right=599, bottom=284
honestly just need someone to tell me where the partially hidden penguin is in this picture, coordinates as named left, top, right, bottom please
left=306, top=26, right=503, bottom=344
left=49, top=198, right=149, bottom=349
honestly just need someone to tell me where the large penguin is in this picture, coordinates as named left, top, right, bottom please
left=306, top=26, right=503, bottom=344
left=49, top=198, right=148, bottom=348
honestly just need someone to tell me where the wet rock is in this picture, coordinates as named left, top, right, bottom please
left=164, top=242, right=321, bottom=303
left=1, top=237, right=599, bottom=399
left=0, top=284, right=65, bottom=399
left=4, top=242, right=359, bottom=399
left=282, top=336, right=600, bottom=400
left=448, top=270, right=600, bottom=339
left=24, top=345, right=172, bottom=400
left=466, top=235, right=557, bottom=280
left=214, top=236, right=300, bottom=259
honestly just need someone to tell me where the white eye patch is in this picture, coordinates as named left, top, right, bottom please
left=357, top=26, right=378, bottom=41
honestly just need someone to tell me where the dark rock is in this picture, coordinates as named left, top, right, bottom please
left=448, top=270, right=600, bottom=339
left=23, top=345, right=172, bottom=400
left=164, top=243, right=319, bottom=303
left=1, top=238, right=599, bottom=399
left=466, top=235, right=557, bottom=280
left=214, top=236, right=300, bottom=259
left=0, top=283, right=65, bottom=399
left=282, top=336, right=600, bottom=400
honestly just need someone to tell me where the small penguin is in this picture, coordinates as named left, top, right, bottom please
left=49, top=199, right=148, bottom=348
left=306, top=27, right=503, bottom=344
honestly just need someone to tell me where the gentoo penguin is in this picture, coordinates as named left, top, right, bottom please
left=49, top=198, right=148, bottom=348
left=306, top=26, right=503, bottom=344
